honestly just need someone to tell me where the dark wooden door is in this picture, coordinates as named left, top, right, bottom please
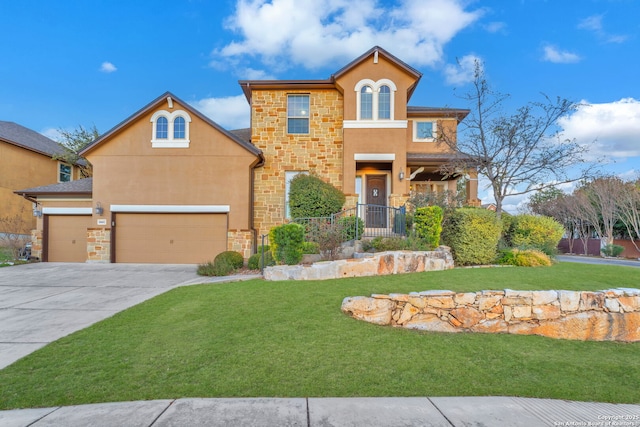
left=366, top=175, right=387, bottom=228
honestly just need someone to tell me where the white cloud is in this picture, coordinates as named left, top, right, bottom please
left=190, top=95, right=250, bottom=130
left=40, top=127, right=62, bottom=141
left=542, top=45, right=581, bottom=64
left=217, top=0, right=483, bottom=73
left=484, top=21, right=506, bottom=34
left=100, top=62, right=117, bottom=73
left=443, top=54, right=481, bottom=85
left=578, top=14, right=628, bottom=44
left=558, top=98, right=640, bottom=159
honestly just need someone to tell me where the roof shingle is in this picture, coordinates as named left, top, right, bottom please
left=0, top=121, right=66, bottom=157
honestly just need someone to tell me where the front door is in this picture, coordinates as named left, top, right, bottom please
left=366, top=175, right=387, bottom=228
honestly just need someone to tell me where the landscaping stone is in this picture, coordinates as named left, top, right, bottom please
left=341, top=288, right=640, bottom=342
left=264, top=249, right=454, bottom=281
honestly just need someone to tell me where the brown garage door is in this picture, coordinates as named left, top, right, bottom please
left=114, top=213, right=227, bottom=264
left=47, top=215, right=92, bottom=262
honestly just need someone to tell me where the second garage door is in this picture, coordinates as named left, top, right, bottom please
left=114, top=213, right=227, bottom=264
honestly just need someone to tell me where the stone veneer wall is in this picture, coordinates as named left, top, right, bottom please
left=86, top=228, right=111, bottom=262
left=341, top=288, right=640, bottom=342
left=227, top=230, right=254, bottom=260
left=251, top=89, right=344, bottom=237
left=30, top=229, right=42, bottom=260
left=264, top=248, right=454, bottom=281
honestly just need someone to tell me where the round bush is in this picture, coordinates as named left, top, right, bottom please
left=441, top=208, right=502, bottom=266
left=214, top=251, right=244, bottom=269
left=269, top=223, right=305, bottom=265
left=289, top=174, right=345, bottom=218
left=508, top=214, right=564, bottom=254
left=414, top=206, right=443, bottom=248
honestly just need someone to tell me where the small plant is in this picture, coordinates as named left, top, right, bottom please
left=301, top=241, right=320, bottom=254
left=269, top=223, right=305, bottom=265
left=601, top=244, right=624, bottom=258
left=337, top=216, right=364, bottom=241
left=312, top=221, right=344, bottom=260
left=497, top=248, right=552, bottom=267
left=370, top=236, right=407, bottom=252
left=247, top=250, right=276, bottom=270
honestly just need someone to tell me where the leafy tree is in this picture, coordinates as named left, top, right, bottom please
left=52, top=125, right=99, bottom=178
left=439, top=60, right=596, bottom=219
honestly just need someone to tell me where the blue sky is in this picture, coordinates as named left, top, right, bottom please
left=2, top=0, right=639, bottom=211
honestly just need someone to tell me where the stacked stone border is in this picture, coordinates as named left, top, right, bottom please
left=341, top=288, right=640, bottom=342
left=264, top=248, right=454, bottom=281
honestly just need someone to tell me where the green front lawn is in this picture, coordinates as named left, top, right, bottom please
left=1, top=263, right=639, bottom=409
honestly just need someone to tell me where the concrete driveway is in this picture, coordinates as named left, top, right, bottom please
left=0, top=262, right=218, bottom=370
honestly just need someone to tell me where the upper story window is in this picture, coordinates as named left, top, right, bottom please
left=413, top=120, right=437, bottom=142
left=58, top=162, right=72, bottom=183
left=150, top=110, right=192, bottom=148
left=287, top=94, right=310, bottom=134
left=355, top=79, right=397, bottom=121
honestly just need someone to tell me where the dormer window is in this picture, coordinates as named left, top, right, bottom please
left=355, top=79, right=396, bottom=121
left=151, top=110, right=191, bottom=148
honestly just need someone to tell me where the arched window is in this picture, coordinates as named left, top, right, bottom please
left=174, top=116, right=185, bottom=139
left=360, top=86, right=373, bottom=120
left=156, top=117, right=168, bottom=139
left=378, top=85, right=391, bottom=120
left=151, top=109, right=192, bottom=148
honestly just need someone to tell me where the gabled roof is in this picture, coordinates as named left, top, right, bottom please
left=239, top=46, right=424, bottom=102
left=0, top=121, right=67, bottom=158
left=15, top=177, right=93, bottom=197
left=80, top=92, right=264, bottom=160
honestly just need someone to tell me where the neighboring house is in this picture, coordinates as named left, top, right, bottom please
left=0, top=121, right=80, bottom=235
left=16, top=46, right=479, bottom=264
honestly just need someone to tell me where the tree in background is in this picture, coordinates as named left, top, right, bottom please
left=52, top=125, right=99, bottom=178
left=439, top=60, right=596, bottom=219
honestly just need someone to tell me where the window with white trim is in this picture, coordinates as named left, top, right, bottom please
left=355, top=79, right=396, bottom=121
left=287, top=94, right=310, bottom=134
left=413, top=120, right=437, bottom=142
left=150, top=110, right=192, bottom=148
left=285, top=171, right=309, bottom=218
left=58, top=162, right=72, bottom=183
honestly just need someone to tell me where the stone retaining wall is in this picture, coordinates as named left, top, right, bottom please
left=341, top=288, right=640, bottom=342
left=264, top=248, right=454, bottom=281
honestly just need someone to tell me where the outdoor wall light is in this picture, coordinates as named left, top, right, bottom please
left=95, top=202, right=104, bottom=216
left=399, top=171, right=405, bottom=181
left=33, top=209, right=42, bottom=218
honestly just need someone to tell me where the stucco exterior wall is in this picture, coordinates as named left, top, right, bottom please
left=251, top=89, right=344, bottom=237
left=0, top=141, right=69, bottom=234
left=86, top=98, right=258, bottom=232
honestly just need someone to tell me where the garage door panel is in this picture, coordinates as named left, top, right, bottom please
left=115, top=213, right=227, bottom=264
left=48, top=215, right=92, bottom=262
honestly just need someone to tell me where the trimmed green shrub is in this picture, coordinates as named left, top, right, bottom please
left=498, top=248, right=553, bottom=267
left=247, top=250, right=275, bottom=270
left=289, top=174, right=345, bottom=218
left=414, top=206, right=443, bottom=249
left=508, top=214, right=564, bottom=255
left=214, top=251, right=244, bottom=270
left=601, top=244, right=624, bottom=258
left=338, top=215, right=364, bottom=241
left=442, top=208, right=502, bottom=266
left=269, top=223, right=305, bottom=265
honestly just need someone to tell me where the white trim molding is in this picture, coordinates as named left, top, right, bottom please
left=354, top=153, right=396, bottom=161
left=110, top=205, right=230, bottom=213
left=344, top=120, right=407, bottom=129
left=43, top=207, right=92, bottom=215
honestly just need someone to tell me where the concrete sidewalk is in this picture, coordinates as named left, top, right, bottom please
left=1, top=397, right=639, bottom=427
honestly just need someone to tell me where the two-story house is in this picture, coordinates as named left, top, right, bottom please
left=16, top=46, right=479, bottom=264
left=1, top=121, right=81, bottom=236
